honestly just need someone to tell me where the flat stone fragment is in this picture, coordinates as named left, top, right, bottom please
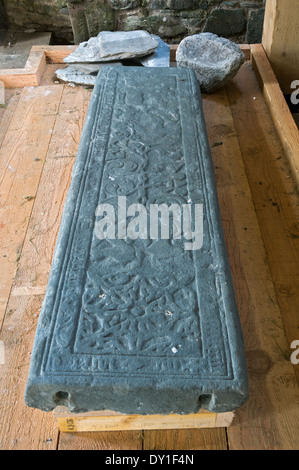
left=136, top=35, right=170, bottom=67
left=64, top=36, right=103, bottom=64
left=71, top=62, right=123, bottom=74
left=56, top=66, right=97, bottom=86
left=99, top=30, right=159, bottom=61
left=64, top=31, right=158, bottom=64
left=176, top=33, right=246, bottom=93
left=56, top=63, right=123, bottom=86
left=25, top=66, right=249, bottom=415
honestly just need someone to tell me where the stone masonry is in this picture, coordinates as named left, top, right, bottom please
left=1, top=0, right=265, bottom=44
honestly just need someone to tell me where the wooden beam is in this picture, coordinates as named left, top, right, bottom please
left=31, top=45, right=77, bottom=64
left=251, top=44, right=299, bottom=189
left=262, top=0, right=299, bottom=94
left=0, top=51, right=46, bottom=88
left=54, top=407, right=234, bottom=433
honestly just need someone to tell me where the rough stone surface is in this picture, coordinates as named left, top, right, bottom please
left=245, top=7, right=265, bottom=44
left=176, top=33, right=246, bottom=93
left=64, top=35, right=103, bottom=63
left=1, top=0, right=73, bottom=44
left=0, top=1, right=7, bottom=29
left=25, top=66, right=249, bottom=415
left=56, top=66, right=97, bottom=86
left=203, top=8, right=247, bottom=36
left=99, top=30, right=159, bottom=60
left=71, top=62, right=113, bottom=74
left=65, top=0, right=115, bottom=44
left=64, top=30, right=159, bottom=63
left=56, top=62, right=123, bottom=85
left=1, top=0, right=266, bottom=45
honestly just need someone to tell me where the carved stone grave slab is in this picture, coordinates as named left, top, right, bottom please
left=25, top=66, right=249, bottom=415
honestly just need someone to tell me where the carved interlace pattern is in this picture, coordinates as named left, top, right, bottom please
left=44, top=69, right=232, bottom=378
left=76, top=74, right=201, bottom=356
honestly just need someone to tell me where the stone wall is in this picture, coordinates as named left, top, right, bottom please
left=1, top=0, right=266, bottom=44
left=0, top=0, right=73, bottom=43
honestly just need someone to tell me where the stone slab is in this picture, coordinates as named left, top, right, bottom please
left=25, top=66, right=249, bottom=415
left=99, top=30, right=159, bottom=61
left=71, top=63, right=122, bottom=74
left=136, top=35, right=170, bottom=67
left=64, top=30, right=159, bottom=64
left=64, top=36, right=103, bottom=64
left=56, top=63, right=123, bottom=86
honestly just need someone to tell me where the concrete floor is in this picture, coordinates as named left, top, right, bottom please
left=0, top=30, right=51, bottom=69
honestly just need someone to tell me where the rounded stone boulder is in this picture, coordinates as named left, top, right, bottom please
left=176, top=33, right=246, bottom=93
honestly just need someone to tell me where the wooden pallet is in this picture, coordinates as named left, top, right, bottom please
left=0, top=46, right=299, bottom=449
left=54, top=407, right=234, bottom=433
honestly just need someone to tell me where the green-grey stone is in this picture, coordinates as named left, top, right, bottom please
left=25, top=66, right=249, bottom=415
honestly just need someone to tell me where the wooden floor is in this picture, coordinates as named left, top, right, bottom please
left=0, top=60, right=299, bottom=450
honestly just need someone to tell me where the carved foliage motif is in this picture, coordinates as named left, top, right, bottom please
left=45, top=69, right=231, bottom=378
left=75, top=73, right=202, bottom=356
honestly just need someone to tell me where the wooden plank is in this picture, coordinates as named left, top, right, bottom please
left=54, top=407, right=234, bottom=432
left=0, top=85, right=64, bottom=327
left=0, top=51, right=45, bottom=88
left=0, top=69, right=40, bottom=88
left=39, top=64, right=67, bottom=87
left=0, top=81, right=4, bottom=106
left=31, top=51, right=46, bottom=86
left=262, top=0, right=299, bottom=94
left=58, top=431, right=143, bottom=451
left=0, top=87, right=67, bottom=450
left=143, top=428, right=228, bottom=450
left=251, top=44, right=299, bottom=189
left=31, top=45, right=77, bottom=64
left=0, top=87, right=89, bottom=450
left=12, top=156, right=74, bottom=296
left=0, top=89, right=22, bottom=147
left=226, top=63, right=299, bottom=386
left=47, top=86, right=91, bottom=158
left=202, top=87, right=299, bottom=450
left=0, top=294, right=59, bottom=450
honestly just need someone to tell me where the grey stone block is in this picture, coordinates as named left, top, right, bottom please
left=176, top=33, right=246, bottom=93
left=204, top=8, right=247, bottom=36
left=25, top=66, right=249, bottom=415
left=245, top=8, right=265, bottom=44
left=135, top=34, right=170, bottom=67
